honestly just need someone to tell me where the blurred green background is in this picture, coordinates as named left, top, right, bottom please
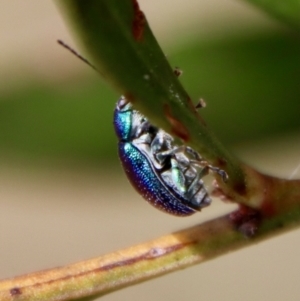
left=1, top=1, right=300, bottom=301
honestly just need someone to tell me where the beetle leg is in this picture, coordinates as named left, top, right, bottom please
left=181, top=146, right=228, bottom=182
left=170, top=145, right=228, bottom=182
left=184, top=146, right=203, bottom=161
left=133, top=132, right=152, bottom=145
left=170, top=158, right=186, bottom=194
left=186, top=166, right=209, bottom=198
left=207, top=165, right=228, bottom=182
left=151, top=132, right=173, bottom=164
left=191, top=160, right=228, bottom=182
left=179, top=165, right=211, bottom=210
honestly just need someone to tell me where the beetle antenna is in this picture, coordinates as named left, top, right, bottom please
left=57, top=39, right=99, bottom=73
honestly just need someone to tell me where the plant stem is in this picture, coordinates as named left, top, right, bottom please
left=1, top=206, right=300, bottom=301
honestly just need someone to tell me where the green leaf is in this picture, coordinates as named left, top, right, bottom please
left=56, top=0, right=245, bottom=194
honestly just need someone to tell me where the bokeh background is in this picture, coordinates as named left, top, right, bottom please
left=1, top=1, right=300, bottom=300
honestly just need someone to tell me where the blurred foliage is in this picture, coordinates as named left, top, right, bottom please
left=0, top=77, right=118, bottom=166
left=0, top=31, right=299, bottom=165
left=172, top=32, right=300, bottom=142
left=242, top=0, right=300, bottom=30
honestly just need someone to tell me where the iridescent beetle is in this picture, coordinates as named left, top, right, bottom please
left=56, top=40, right=227, bottom=216
left=114, top=96, right=227, bottom=216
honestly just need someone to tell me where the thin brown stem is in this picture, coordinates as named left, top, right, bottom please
left=1, top=202, right=300, bottom=301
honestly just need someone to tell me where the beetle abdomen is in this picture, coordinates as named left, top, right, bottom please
left=119, top=142, right=195, bottom=216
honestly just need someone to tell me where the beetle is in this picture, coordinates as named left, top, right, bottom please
left=56, top=41, right=227, bottom=215
left=114, top=96, right=227, bottom=216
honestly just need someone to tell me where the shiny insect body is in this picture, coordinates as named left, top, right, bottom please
left=114, top=96, right=225, bottom=216
left=56, top=41, right=226, bottom=216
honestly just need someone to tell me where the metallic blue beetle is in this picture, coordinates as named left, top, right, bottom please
left=55, top=42, right=222, bottom=215
left=114, top=96, right=227, bottom=216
